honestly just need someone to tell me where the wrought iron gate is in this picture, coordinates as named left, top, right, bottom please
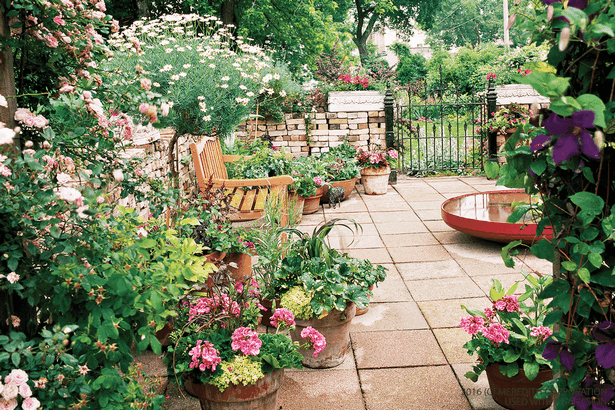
left=388, top=75, right=488, bottom=175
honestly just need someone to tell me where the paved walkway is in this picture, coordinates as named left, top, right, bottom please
left=144, top=176, right=553, bottom=410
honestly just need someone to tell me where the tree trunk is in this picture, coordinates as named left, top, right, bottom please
left=353, top=38, right=369, bottom=66
left=0, top=7, right=18, bottom=147
left=136, top=0, right=149, bottom=18
left=221, top=0, right=236, bottom=26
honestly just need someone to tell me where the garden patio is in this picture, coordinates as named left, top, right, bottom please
left=134, top=175, right=553, bottom=410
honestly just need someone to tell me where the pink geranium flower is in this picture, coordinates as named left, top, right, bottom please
left=270, top=308, right=296, bottom=329
left=459, top=315, right=486, bottom=335
left=300, top=326, right=326, bottom=357
left=231, top=327, right=262, bottom=356
left=188, top=340, right=221, bottom=371
left=483, top=323, right=510, bottom=345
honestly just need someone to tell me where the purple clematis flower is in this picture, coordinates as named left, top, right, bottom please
left=530, top=134, right=552, bottom=152
left=572, top=378, right=615, bottom=410
left=541, top=111, right=600, bottom=164
left=541, top=0, right=587, bottom=9
left=593, top=321, right=615, bottom=368
left=543, top=340, right=575, bottom=370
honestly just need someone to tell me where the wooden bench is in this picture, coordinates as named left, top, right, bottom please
left=190, top=136, right=293, bottom=224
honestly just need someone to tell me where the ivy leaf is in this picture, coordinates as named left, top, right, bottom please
left=501, top=240, right=522, bottom=268
left=562, top=261, right=578, bottom=271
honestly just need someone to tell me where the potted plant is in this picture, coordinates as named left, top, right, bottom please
left=321, top=141, right=361, bottom=202
left=480, top=103, right=531, bottom=137
left=356, top=148, right=398, bottom=195
left=165, top=260, right=325, bottom=410
left=265, top=219, right=387, bottom=368
left=289, top=156, right=328, bottom=215
left=460, top=275, right=554, bottom=410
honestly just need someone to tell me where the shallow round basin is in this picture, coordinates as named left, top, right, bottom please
left=441, top=190, right=552, bottom=244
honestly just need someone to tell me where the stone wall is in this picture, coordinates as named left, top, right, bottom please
left=108, top=106, right=388, bottom=216
left=235, top=110, right=387, bottom=156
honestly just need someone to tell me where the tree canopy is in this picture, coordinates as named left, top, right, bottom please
left=425, top=0, right=531, bottom=49
left=348, top=0, right=441, bottom=63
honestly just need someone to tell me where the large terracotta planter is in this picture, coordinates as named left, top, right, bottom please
left=485, top=364, right=553, bottom=410
left=185, top=370, right=285, bottom=410
left=290, top=303, right=356, bottom=368
left=302, top=187, right=325, bottom=215
left=288, top=191, right=305, bottom=223
left=321, top=177, right=358, bottom=203
left=259, top=298, right=281, bottom=327
left=205, top=251, right=252, bottom=282
left=360, top=166, right=390, bottom=195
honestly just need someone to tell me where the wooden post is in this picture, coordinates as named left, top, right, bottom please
left=0, top=7, right=18, bottom=148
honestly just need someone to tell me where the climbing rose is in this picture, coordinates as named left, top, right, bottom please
left=300, top=326, right=326, bottom=357
left=22, top=397, right=41, bottom=410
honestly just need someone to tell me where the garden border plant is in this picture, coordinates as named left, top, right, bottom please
left=487, top=0, right=615, bottom=408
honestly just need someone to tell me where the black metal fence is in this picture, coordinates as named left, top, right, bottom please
left=385, top=73, right=490, bottom=175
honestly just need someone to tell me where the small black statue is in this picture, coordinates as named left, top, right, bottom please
left=327, top=186, right=345, bottom=209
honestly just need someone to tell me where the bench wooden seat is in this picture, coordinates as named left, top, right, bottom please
left=190, top=136, right=293, bottom=224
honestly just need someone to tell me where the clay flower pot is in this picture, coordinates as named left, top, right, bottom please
left=290, top=303, right=356, bottom=368
left=184, top=370, right=285, bottom=410
left=485, top=364, right=553, bottom=410
left=302, top=186, right=325, bottom=215
left=321, top=177, right=358, bottom=203
left=360, top=166, right=390, bottom=195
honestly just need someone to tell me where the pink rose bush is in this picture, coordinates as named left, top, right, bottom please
left=460, top=276, right=554, bottom=383
left=0, top=370, right=40, bottom=410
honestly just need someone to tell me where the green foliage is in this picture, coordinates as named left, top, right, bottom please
left=461, top=276, right=553, bottom=383
left=495, top=0, right=615, bottom=406
left=272, top=219, right=387, bottom=316
left=391, top=43, right=428, bottom=85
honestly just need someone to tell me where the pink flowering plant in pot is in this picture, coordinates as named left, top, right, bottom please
left=460, top=275, right=554, bottom=383
left=164, top=260, right=325, bottom=391
left=355, top=148, right=399, bottom=170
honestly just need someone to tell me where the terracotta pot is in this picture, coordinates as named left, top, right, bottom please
left=355, top=285, right=374, bottom=316
left=360, top=166, right=391, bottom=195
left=290, top=303, right=356, bottom=368
left=301, top=187, right=325, bottom=215
left=321, top=177, right=358, bottom=203
left=259, top=298, right=281, bottom=327
left=288, top=191, right=305, bottom=223
left=185, top=370, right=285, bottom=410
left=204, top=251, right=252, bottom=283
left=485, top=364, right=553, bottom=410
left=155, top=322, right=173, bottom=347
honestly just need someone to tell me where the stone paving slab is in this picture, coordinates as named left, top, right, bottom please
left=328, top=235, right=385, bottom=250
left=369, top=211, right=421, bottom=223
left=350, top=301, right=429, bottom=332
left=388, top=244, right=452, bottom=263
left=324, top=211, right=373, bottom=224
left=345, top=248, right=393, bottom=264
left=397, top=192, right=447, bottom=203
left=352, top=330, right=446, bottom=369
left=404, top=277, right=485, bottom=301
left=451, top=363, right=508, bottom=410
left=405, top=200, right=446, bottom=210
left=277, top=369, right=365, bottom=410
left=359, top=366, right=472, bottom=410
left=381, top=233, right=439, bottom=247
left=396, top=260, right=467, bottom=281
left=418, top=297, right=492, bottom=328
left=424, top=220, right=457, bottom=232
left=369, top=265, right=413, bottom=303
left=374, top=221, right=429, bottom=234
left=413, top=208, right=443, bottom=221
left=433, top=327, right=474, bottom=364
left=328, top=223, right=379, bottom=237
left=433, top=231, right=483, bottom=245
